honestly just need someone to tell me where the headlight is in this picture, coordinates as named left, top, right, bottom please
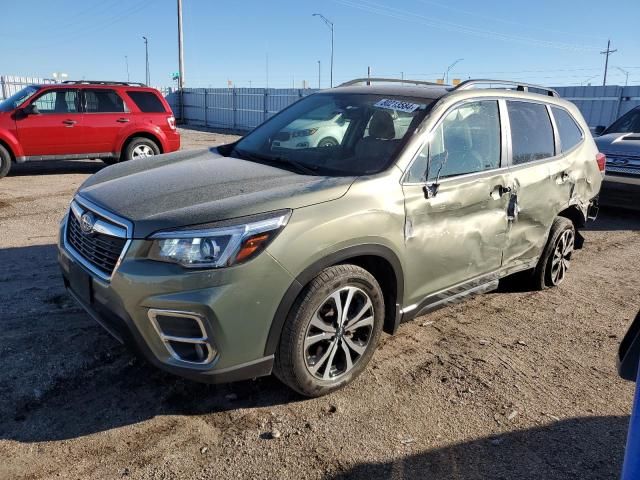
left=148, top=210, right=291, bottom=268
left=291, top=128, right=318, bottom=138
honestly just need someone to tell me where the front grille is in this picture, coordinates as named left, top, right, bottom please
left=274, top=131, right=291, bottom=141
left=66, top=210, right=127, bottom=276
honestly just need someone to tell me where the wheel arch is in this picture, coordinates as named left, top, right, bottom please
left=558, top=204, right=586, bottom=249
left=0, top=138, right=16, bottom=162
left=120, top=131, right=164, bottom=157
left=264, top=244, right=405, bottom=357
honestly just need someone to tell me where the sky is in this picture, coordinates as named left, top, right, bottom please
left=1, top=0, right=639, bottom=89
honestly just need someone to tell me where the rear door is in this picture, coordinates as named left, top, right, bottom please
left=501, top=100, right=562, bottom=271
left=401, top=99, right=511, bottom=305
left=81, top=89, right=131, bottom=155
left=16, top=88, right=84, bottom=156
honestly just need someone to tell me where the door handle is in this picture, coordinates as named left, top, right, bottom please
left=490, top=185, right=512, bottom=199
left=62, top=119, right=77, bottom=126
left=116, top=118, right=130, bottom=123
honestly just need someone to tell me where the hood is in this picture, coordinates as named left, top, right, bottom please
left=78, top=148, right=355, bottom=238
left=594, top=133, right=640, bottom=156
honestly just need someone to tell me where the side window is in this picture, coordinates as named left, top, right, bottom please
left=84, top=89, right=126, bottom=113
left=406, top=100, right=501, bottom=183
left=126, top=91, right=167, bottom=113
left=32, top=90, right=78, bottom=114
left=507, top=101, right=554, bottom=164
left=552, top=107, right=583, bottom=152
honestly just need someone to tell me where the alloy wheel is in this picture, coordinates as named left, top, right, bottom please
left=304, top=286, right=375, bottom=381
left=550, top=229, right=574, bottom=285
left=132, top=145, right=155, bottom=158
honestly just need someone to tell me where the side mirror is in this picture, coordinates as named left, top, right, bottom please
left=23, top=104, right=40, bottom=116
left=594, top=125, right=606, bottom=136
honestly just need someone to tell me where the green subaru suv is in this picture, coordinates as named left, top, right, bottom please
left=58, top=79, right=604, bottom=397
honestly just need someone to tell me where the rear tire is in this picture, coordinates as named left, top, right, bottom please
left=274, top=264, right=384, bottom=397
left=531, top=217, right=575, bottom=290
left=123, top=137, right=160, bottom=161
left=0, top=144, right=12, bottom=179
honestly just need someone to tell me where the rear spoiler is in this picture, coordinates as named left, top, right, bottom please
left=619, top=310, right=640, bottom=381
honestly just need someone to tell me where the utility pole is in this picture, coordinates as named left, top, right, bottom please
left=142, top=36, right=150, bottom=85
left=601, top=39, right=617, bottom=87
left=367, top=66, right=371, bottom=86
left=125, top=56, right=130, bottom=82
left=312, top=13, right=334, bottom=87
left=177, top=0, right=185, bottom=89
left=317, top=60, right=321, bottom=89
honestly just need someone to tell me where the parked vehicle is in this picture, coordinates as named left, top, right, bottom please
left=58, top=78, right=603, bottom=397
left=618, top=310, right=640, bottom=480
left=0, top=80, right=180, bottom=178
left=594, top=106, right=640, bottom=207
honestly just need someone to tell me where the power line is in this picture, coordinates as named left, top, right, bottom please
left=333, top=0, right=601, bottom=51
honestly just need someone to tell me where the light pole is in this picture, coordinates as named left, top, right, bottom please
left=615, top=66, right=630, bottom=87
left=580, top=75, right=597, bottom=86
left=142, top=36, right=150, bottom=85
left=177, top=0, right=185, bottom=89
left=125, top=56, right=130, bottom=82
left=312, top=13, right=334, bottom=87
left=444, top=58, right=463, bottom=85
left=317, top=60, right=321, bottom=89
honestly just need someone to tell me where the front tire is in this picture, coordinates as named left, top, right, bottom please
left=532, top=217, right=575, bottom=290
left=0, top=144, right=12, bottom=179
left=123, top=137, right=160, bottom=161
left=274, top=264, right=385, bottom=397
left=317, top=137, right=339, bottom=148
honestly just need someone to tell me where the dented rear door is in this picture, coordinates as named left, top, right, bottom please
left=501, top=100, right=563, bottom=271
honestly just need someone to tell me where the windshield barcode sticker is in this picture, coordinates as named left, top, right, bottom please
left=374, top=99, right=421, bottom=113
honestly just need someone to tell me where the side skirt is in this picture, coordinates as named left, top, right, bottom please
left=20, top=152, right=117, bottom=162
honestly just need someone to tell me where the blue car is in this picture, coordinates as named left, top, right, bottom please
left=619, top=310, right=640, bottom=479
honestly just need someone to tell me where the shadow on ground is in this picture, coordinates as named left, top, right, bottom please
left=9, top=159, right=106, bottom=176
left=332, top=416, right=629, bottom=480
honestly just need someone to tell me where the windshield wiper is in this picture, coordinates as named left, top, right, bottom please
left=232, top=148, right=319, bottom=175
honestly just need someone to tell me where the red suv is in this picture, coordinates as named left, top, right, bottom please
left=0, top=80, right=180, bottom=178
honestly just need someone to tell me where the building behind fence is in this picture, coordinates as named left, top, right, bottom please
left=3, top=74, right=639, bottom=132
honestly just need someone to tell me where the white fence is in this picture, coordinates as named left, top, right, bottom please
left=168, top=88, right=319, bottom=131
left=554, top=85, right=640, bottom=128
left=0, top=75, right=56, bottom=99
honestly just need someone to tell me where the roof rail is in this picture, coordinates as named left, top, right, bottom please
left=452, top=79, right=559, bottom=97
left=62, top=80, right=148, bottom=87
left=338, top=77, right=445, bottom=88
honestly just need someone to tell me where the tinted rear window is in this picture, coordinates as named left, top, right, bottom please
left=507, top=101, right=555, bottom=164
left=84, top=89, right=126, bottom=113
left=127, top=91, right=166, bottom=113
left=552, top=107, right=583, bottom=152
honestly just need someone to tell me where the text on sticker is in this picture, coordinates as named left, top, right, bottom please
left=374, top=99, right=422, bottom=113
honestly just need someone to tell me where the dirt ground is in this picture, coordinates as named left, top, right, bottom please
left=0, top=127, right=638, bottom=480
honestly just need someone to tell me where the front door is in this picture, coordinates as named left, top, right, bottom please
left=402, top=99, right=511, bottom=307
left=16, top=88, right=84, bottom=156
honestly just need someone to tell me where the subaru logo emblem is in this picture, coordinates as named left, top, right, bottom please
left=80, top=212, right=95, bottom=234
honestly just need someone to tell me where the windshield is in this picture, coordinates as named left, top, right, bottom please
left=604, top=107, right=640, bottom=134
left=0, top=86, right=40, bottom=112
left=230, top=93, right=433, bottom=176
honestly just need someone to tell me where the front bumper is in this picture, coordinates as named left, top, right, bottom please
left=600, top=174, right=640, bottom=210
left=57, top=216, right=295, bottom=384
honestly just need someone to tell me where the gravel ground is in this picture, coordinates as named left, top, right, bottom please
left=0, top=127, right=638, bottom=480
